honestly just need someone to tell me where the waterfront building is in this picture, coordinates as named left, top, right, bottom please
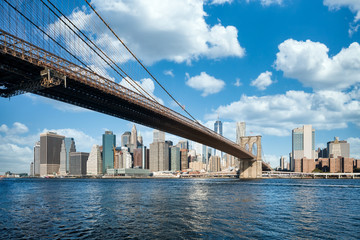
left=64, top=138, right=76, bottom=172
left=131, top=124, right=138, bottom=149
left=115, top=150, right=123, bottom=169
left=86, top=145, right=102, bottom=175
left=236, top=121, right=246, bottom=144
left=132, top=146, right=148, bottom=169
left=145, top=148, right=150, bottom=169
left=317, top=147, right=328, bottom=158
left=121, top=131, right=131, bottom=147
left=137, top=132, right=143, bottom=146
left=102, top=131, right=116, bottom=174
left=30, top=162, right=34, bottom=177
left=123, top=148, right=133, bottom=169
left=176, top=140, right=189, bottom=150
left=149, top=141, right=170, bottom=172
left=170, top=146, right=181, bottom=171
left=280, top=156, right=285, bottom=170
left=33, top=141, right=40, bottom=176
left=69, top=152, right=89, bottom=176
left=59, top=140, right=67, bottom=175
left=59, top=138, right=76, bottom=175
left=291, top=125, right=315, bottom=171
left=327, top=137, right=350, bottom=158
left=180, top=149, right=189, bottom=170
left=153, top=129, right=165, bottom=142
left=133, top=148, right=142, bottom=168
left=223, top=153, right=236, bottom=169
left=189, top=161, right=206, bottom=171
left=209, top=156, right=221, bottom=172
left=40, top=132, right=65, bottom=176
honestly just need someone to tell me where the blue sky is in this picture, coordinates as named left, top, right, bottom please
left=1, top=0, right=360, bottom=173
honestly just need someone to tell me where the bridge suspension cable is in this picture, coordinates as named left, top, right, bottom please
left=2, top=0, right=94, bottom=74
left=0, top=0, right=231, bottom=144
left=83, top=0, right=205, bottom=128
left=40, top=0, right=159, bottom=105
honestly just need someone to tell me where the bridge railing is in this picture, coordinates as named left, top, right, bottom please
left=0, top=29, right=250, bottom=156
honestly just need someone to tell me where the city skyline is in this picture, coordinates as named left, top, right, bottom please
left=1, top=0, right=360, bottom=173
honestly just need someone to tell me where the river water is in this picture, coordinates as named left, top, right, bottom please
left=0, top=178, right=359, bottom=239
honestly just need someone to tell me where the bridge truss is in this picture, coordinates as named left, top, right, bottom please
left=0, top=30, right=255, bottom=159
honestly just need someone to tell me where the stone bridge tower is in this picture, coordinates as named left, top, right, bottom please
left=238, top=136, right=262, bottom=178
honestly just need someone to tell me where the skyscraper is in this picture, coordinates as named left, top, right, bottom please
left=131, top=124, right=138, bottom=148
left=153, top=129, right=165, bottom=142
left=59, top=138, right=76, bottom=175
left=280, top=156, right=285, bottom=170
left=121, top=132, right=131, bottom=147
left=327, top=137, right=350, bottom=158
left=87, top=144, right=102, bottom=175
left=209, top=156, right=221, bottom=172
left=180, top=149, right=189, bottom=170
left=137, top=132, right=143, bottom=147
left=40, top=132, right=65, bottom=176
left=170, top=146, right=181, bottom=171
left=69, top=152, right=89, bottom=176
left=292, top=125, right=315, bottom=171
left=33, top=141, right=40, bottom=176
left=30, top=162, right=34, bottom=177
left=149, top=141, right=170, bottom=172
left=214, top=119, right=223, bottom=158
left=102, top=131, right=116, bottom=174
left=236, top=122, right=246, bottom=144
left=176, top=140, right=189, bottom=150
left=64, top=138, right=76, bottom=172
left=59, top=140, right=67, bottom=175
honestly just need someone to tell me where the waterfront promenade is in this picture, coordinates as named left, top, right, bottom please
left=263, top=171, right=360, bottom=179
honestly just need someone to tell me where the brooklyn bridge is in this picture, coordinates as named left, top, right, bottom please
left=0, top=0, right=269, bottom=178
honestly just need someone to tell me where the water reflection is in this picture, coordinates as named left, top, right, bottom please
left=0, top=178, right=359, bottom=239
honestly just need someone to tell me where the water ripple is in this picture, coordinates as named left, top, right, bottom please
left=0, top=178, right=359, bottom=239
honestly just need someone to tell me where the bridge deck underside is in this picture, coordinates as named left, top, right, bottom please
left=0, top=48, right=254, bottom=159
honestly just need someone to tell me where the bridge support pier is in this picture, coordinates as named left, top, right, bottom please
left=239, top=159, right=262, bottom=178
left=238, top=135, right=262, bottom=179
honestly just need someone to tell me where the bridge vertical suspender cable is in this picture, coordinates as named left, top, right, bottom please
left=83, top=0, right=208, bottom=129
left=40, top=0, right=159, bottom=105
left=2, top=0, right=94, bottom=74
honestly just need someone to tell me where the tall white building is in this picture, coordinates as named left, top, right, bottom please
left=214, top=119, right=223, bottom=159
left=33, top=141, right=40, bottom=176
left=153, top=129, right=165, bottom=143
left=121, top=147, right=133, bottom=169
left=59, top=140, right=67, bottom=175
left=291, top=125, right=315, bottom=171
left=131, top=124, right=138, bottom=148
left=86, top=145, right=102, bottom=175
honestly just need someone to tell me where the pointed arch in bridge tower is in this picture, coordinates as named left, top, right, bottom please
left=238, top=136, right=262, bottom=178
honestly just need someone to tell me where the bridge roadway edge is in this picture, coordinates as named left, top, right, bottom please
left=0, top=30, right=263, bottom=178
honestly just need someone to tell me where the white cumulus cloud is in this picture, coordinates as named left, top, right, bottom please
left=234, top=78, right=242, bottom=87
left=186, top=72, right=226, bottom=97
left=163, top=69, right=174, bottom=77
left=275, top=39, right=360, bottom=91
left=209, top=0, right=233, bottom=5
left=120, top=77, right=164, bottom=105
left=246, top=0, right=283, bottom=6
left=43, top=128, right=98, bottom=152
left=324, top=0, right=360, bottom=35
left=50, top=0, right=245, bottom=65
left=250, top=71, right=273, bottom=90
left=0, top=122, right=100, bottom=174
left=206, top=90, right=360, bottom=136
